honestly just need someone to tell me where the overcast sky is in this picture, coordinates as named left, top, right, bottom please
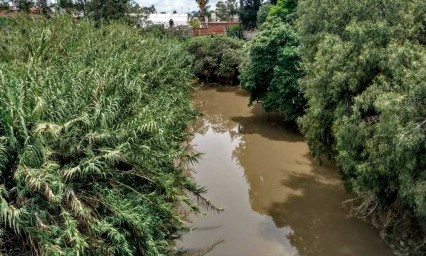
left=136, top=0, right=219, bottom=13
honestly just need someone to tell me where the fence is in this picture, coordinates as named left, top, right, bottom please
left=193, top=21, right=239, bottom=36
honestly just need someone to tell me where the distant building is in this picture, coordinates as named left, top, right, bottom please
left=142, top=13, right=189, bottom=28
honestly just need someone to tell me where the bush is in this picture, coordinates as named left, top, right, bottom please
left=166, top=26, right=193, bottom=39
left=226, top=24, right=243, bottom=39
left=240, top=16, right=305, bottom=122
left=189, top=18, right=201, bottom=29
left=142, top=25, right=192, bottom=39
left=188, top=35, right=244, bottom=83
left=0, top=17, right=214, bottom=255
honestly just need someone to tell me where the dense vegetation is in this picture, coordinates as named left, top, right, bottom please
left=240, top=0, right=304, bottom=122
left=226, top=24, right=243, bottom=39
left=297, top=0, right=426, bottom=249
left=255, top=2, right=271, bottom=27
left=215, top=0, right=238, bottom=21
left=2, top=0, right=425, bottom=253
left=189, top=35, right=244, bottom=84
left=242, top=0, right=426, bottom=251
left=0, top=17, right=214, bottom=255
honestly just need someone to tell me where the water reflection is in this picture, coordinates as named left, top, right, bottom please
left=179, top=86, right=392, bottom=256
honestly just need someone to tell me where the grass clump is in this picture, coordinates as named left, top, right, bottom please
left=0, top=16, right=212, bottom=255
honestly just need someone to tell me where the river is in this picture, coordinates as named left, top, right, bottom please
left=178, top=85, right=393, bottom=256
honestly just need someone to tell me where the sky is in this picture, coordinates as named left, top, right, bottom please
left=136, top=0, right=219, bottom=13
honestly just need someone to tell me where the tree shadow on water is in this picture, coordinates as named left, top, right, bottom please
left=264, top=161, right=392, bottom=256
left=230, top=105, right=303, bottom=143
left=197, top=84, right=250, bottom=97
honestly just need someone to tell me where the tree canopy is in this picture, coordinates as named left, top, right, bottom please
left=87, top=0, right=130, bottom=25
left=239, top=0, right=262, bottom=29
left=241, top=0, right=305, bottom=122
left=297, top=0, right=426, bottom=249
left=242, top=0, right=426, bottom=250
left=195, top=0, right=209, bottom=25
left=189, top=35, right=244, bottom=83
left=215, top=0, right=238, bottom=21
left=256, top=2, right=272, bottom=27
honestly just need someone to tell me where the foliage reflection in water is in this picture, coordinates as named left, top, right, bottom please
left=179, top=86, right=393, bottom=256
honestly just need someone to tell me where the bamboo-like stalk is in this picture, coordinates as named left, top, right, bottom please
left=0, top=16, right=210, bottom=255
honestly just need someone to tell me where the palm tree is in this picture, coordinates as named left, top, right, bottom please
left=195, top=0, right=209, bottom=26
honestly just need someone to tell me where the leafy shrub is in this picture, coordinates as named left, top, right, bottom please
left=0, top=17, right=214, bottom=255
left=189, top=18, right=201, bottom=29
left=226, top=24, right=243, bottom=39
left=142, top=25, right=192, bottom=39
left=166, top=26, right=193, bottom=39
left=188, top=35, right=244, bottom=83
left=141, top=24, right=166, bottom=36
left=240, top=16, right=305, bottom=122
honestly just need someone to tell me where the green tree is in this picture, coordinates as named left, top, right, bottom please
left=239, top=0, right=262, bottom=29
left=269, top=0, right=297, bottom=21
left=87, top=0, right=130, bottom=25
left=189, top=35, right=244, bottom=83
left=241, top=0, right=304, bottom=122
left=216, top=0, right=238, bottom=21
left=240, top=24, right=304, bottom=122
left=298, top=0, right=426, bottom=248
left=141, top=4, right=156, bottom=14
left=256, top=2, right=272, bottom=27
left=195, top=0, right=209, bottom=25
left=216, top=1, right=229, bottom=21
left=297, top=0, right=426, bottom=158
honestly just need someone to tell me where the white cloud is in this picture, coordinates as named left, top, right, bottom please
left=135, top=0, right=219, bottom=13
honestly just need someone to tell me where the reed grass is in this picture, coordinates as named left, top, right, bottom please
left=0, top=16, right=215, bottom=255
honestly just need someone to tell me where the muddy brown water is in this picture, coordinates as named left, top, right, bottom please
left=178, top=86, right=393, bottom=256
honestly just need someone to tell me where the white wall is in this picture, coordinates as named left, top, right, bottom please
left=142, top=13, right=189, bottom=28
